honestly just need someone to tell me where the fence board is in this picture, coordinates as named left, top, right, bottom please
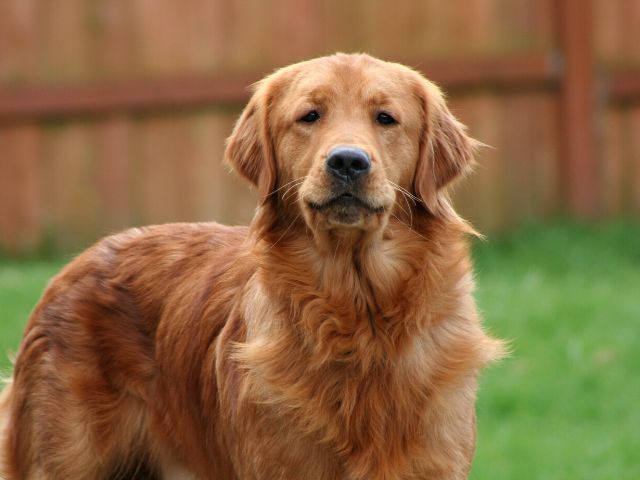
left=0, top=0, right=39, bottom=84
left=37, top=0, right=91, bottom=83
left=270, top=0, right=324, bottom=66
left=558, top=0, right=598, bottom=216
left=500, top=94, right=537, bottom=222
left=133, top=115, right=183, bottom=225
left=452, top=94, right=505, bottom=231
left=0, top=126, right=42, bottom=253
left=628, top=107, right=640, bottom=214
left=89, top=1, right=135, bottom=79
left=42, top=122, right=98, bottom=251
left=183, top=112, right=256, bottom=225
left=601, top=108, right=626, bottom=215
left=0, top=0, right=639, bottom=253
left=94, top=116, right=134, bottom=233
left=532, top=94, right=560, bottom=218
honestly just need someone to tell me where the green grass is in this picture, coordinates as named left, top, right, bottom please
left=471, top=220, right=640, bottom=480
left=0, top=258, right=66, bottom=375
left=0, top=221, right=638, bottom=478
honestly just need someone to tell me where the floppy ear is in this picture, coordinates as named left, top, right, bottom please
left=225, top=81, right=276, bottom=204
left=413, top=80, right=478, bottom=215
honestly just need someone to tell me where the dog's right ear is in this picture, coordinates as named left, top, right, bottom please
left=225, top=81, right=276, bottom=204
left=413, top=78, right=478, bottom=216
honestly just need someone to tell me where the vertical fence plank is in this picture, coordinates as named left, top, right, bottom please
left=181, top=112, right=255, bottom=225
left=628, top=107, right=640, bottom=214
left=270, top=0, right=324, bottom=65
left=182, top=112, right=227, bottom=222
left=450, top=0, right=493, bottom=56
left=0, top=0, right=39, bottom=84
left=593, top=0, right=620, bottom=64
left=89, top=1, right=135, bottom=80
left=131, top=110, right=255, bottom=227
left=530, top=0, right=556, bottom=51
left=620, top=0, right=640, bottom=65
left=94, top=116, right=134, bottom=234
left=133, top=115, right=182, bottom=225
left=500, top=94, right=536, bottom=223
left=37, top=0, right=91, bottom=83
left=228, top=1, right=272, bottom=70
left=320, top=0, right=365, bottom=55
left=557, top=0, right=599, bottom=216
left=0, top=126, right=42, bottom=254
left=42, top=123, right=98, bottom=252
left=131, top=0, right=198, bottom=76
left=452, top=93, right=506, bottom=232
left=601, top=107, right=626, bottom=215
left=183, top=0, right=231, bottom=73
left=533, top=94, right=560, bottom=218
left=362, top=0, right=430, bottom=60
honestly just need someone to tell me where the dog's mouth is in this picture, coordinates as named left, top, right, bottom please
left=306, top=192, right=385, bottom=227
left=307, top=192, right=385, bottom=214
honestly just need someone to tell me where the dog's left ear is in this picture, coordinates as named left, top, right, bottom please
left=413, top=80, right=478, bottom=215
left=225, top=80, right=276, bottom=204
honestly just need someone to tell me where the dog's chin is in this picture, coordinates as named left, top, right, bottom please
left=305, top=193, right=387, bottom=230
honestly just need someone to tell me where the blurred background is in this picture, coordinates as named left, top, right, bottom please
left=1, top=0, right=639, bottom=253
left=0, top=1, right=638, bottom=479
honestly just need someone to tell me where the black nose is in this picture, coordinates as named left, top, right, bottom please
left=326, top=147, right=371, bottom=182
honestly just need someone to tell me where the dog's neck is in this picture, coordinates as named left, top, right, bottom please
left=249, top=207, right=473, bottom=367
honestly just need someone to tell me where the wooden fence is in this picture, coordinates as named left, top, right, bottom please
left=0, top=0, right=639, bottom=254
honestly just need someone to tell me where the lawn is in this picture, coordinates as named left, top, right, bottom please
left=1, top=221, right=638, bottom=478
left=0, top=257, right=66, bottom=375
left=471, top=220, right=640, bottom=480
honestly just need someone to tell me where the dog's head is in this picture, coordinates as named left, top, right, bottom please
left=226, top=54, right=476, bottom=241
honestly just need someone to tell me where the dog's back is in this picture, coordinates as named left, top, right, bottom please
left=1, top=223, right=249, bottom=479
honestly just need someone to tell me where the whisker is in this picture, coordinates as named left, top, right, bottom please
left=269, top=176, right=308, bottom=196
left=281, top=180, right=305, bottom=202
left=400, top=189, right=414, bottom=228
left=389, top=185, right=415, bottom=224
left=379, top=167, right=420, bottom=202
left=391, top=188, right=411, bottom=219
left=388, top=180, right=421, bottom=204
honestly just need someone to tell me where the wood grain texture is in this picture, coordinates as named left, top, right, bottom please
left=0, top=126, right=42, bottom=253
left=0, top=0, right=639, bottom=253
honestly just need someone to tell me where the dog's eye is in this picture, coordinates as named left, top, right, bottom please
left=376, top=112, right=397, bottom=125
left=299, top=110, right=320, bottom=123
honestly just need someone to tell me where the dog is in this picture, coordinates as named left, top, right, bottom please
left=0, top=53, right=504, bottom=479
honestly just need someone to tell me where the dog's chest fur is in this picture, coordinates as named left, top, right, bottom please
left=216, top=239, right=487, bottom=480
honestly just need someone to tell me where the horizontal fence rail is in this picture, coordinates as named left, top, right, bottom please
left=609, top=70, right=640, bottom=102
left=0, top=54, right=562, bottom=123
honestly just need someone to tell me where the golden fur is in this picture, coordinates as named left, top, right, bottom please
left=0, top=53, right=503, bottom=480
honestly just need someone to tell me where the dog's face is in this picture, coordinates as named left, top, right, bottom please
left=226, top=54, right=476, bottom=238
left=273, top=57, right=421, bottom=233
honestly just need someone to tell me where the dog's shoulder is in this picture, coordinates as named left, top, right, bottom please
left=29, top=222, right=251, bottom=338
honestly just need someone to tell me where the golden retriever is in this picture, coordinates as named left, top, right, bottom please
left=0, top=53, right=503, bottom=480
